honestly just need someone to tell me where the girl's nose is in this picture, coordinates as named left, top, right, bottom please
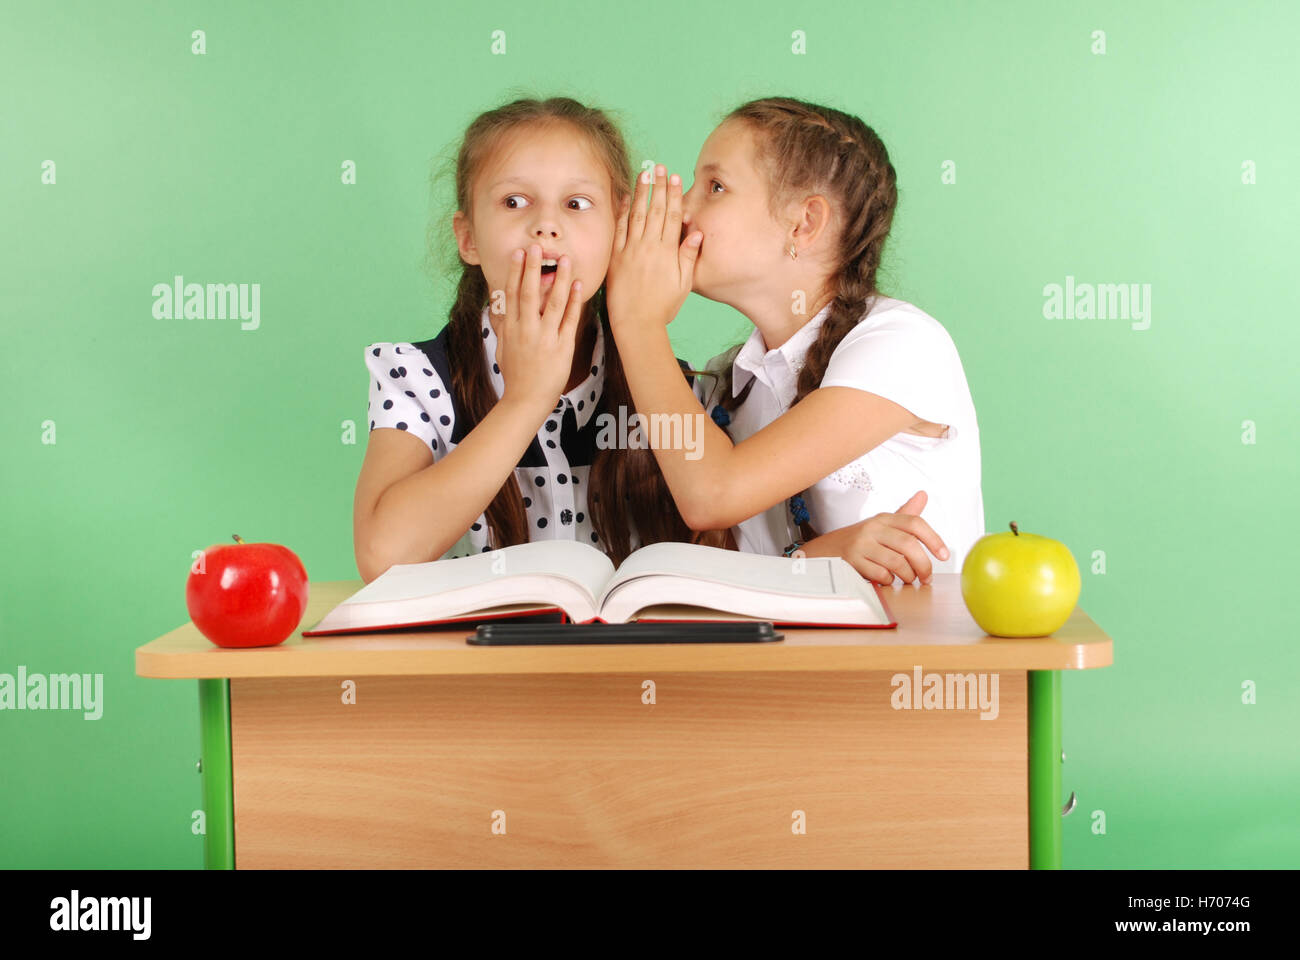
left=531, top=208, right=561, bottom=238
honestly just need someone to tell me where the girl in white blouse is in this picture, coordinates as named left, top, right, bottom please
left=605, top=97, right=985, bottom=587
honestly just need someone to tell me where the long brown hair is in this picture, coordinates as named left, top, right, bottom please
left=700, top=97, right=899, bottom=537
left=437, top=97, right=706, bottom=563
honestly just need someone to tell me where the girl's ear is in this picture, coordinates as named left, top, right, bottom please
left=788, top=194, right=834, bottom=251
left=452, top=210, right=481, bottom=265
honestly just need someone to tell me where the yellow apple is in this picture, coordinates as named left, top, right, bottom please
left=961, top=522, right=1080, bottom=637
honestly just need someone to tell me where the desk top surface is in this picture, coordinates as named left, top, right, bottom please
left=135, top=574, right=1113, bottom=678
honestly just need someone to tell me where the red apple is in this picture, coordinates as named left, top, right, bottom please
left=186, top=535, right=309, bottom=648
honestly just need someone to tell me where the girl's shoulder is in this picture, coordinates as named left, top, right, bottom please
left=843, top=295, right=958, bottom=351
left=363, top=329, right=469, bottom=450
left=364, top=325, right=456, bottom=385
left=824, top=295, right=964, bottom=378
left=819, top=295, right=975, bottom=432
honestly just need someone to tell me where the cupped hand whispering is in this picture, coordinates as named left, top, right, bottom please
left=605, top=164, right=704, bottom=334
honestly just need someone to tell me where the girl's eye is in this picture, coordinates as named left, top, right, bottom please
left=505, top=195, right=593, bottom=210
left=710, top=180, right=724, bottom=194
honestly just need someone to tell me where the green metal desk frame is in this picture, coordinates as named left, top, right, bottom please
left=197, top=670, right=1066, bottom=870
left=197, top=678, right=235, bottom=871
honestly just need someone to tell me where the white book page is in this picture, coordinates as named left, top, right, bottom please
left=343, top=539, right=616, bottom=608
left=596, top=541, right=850, bottom=609
left=601, top=581, right=884, bottom=625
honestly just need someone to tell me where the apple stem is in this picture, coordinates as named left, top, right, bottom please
left=232, top=534, right=245, bottom=545
left=1010, top=522, right=1019, bottom=536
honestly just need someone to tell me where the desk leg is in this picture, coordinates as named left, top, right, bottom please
left=1027, top=670, right=1062, bottom=869
left=198, top=678, right=235, bottom=870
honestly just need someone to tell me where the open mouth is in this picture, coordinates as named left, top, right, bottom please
left=540, top=258, right=558, bottom=275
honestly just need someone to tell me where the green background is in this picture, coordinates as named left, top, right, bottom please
left=2, top=0, right=1296, bottom=868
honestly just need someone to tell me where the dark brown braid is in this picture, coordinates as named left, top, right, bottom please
left=698, top=97, right=898, bottom=541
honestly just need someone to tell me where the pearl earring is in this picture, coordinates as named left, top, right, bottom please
left=788, top=243, right=798, bottom=260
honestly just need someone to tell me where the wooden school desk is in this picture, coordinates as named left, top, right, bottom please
left=135, top=574, right=1112, bottom=869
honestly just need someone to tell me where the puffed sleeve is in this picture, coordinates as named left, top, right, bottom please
left=363, top=342, right=453, bottom=457
left=818, top=307, right=965, bottom=438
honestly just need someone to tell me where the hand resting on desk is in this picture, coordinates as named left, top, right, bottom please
left=799, top=490, right=949, bottom=587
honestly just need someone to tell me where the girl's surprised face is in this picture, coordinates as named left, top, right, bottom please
left=455, top=125, right=616, bottom=316
left=680, top=120, right=792, bottom=307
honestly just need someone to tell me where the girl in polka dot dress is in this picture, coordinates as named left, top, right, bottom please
left=353, top=98, right=705, bottom=583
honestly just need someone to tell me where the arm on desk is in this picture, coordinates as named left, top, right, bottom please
left=353, top=397, right=548, bottom=584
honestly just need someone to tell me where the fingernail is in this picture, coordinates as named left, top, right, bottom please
left=511, top=249, right=523, bottom=261
left=656, top=164, right=665, bottom=176
left=940, top=548, right=949, bottom=560
left=640, top=170, right=651, bottom=183
left=669, top=173, right=680, bottom=185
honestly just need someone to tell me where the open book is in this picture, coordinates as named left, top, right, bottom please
left=302, top=541, right=896, bottom=635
